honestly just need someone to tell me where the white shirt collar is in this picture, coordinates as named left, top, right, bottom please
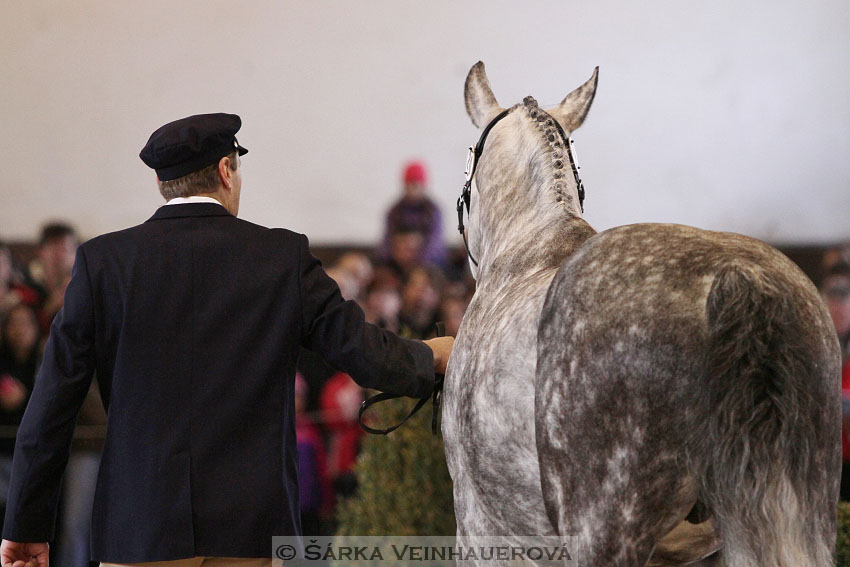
left=164, top=196, right=224, bottom=206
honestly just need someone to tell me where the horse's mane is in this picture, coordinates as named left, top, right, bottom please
left=520, top=96, right=580, bottom=215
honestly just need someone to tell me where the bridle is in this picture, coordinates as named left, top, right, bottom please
left=456, top=106, right=586, bottom=267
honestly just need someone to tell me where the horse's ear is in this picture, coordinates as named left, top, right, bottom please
left=548, top=67, right=599, bottom=132
left=465, top=61, right=504, bottom=128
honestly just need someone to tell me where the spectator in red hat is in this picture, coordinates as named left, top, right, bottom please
left=379, top=161, right=446, bottom=267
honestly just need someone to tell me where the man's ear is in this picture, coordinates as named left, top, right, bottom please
left=218, top=156, right=233, bottom=189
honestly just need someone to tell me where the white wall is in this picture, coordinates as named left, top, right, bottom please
left=2, top=0, right=849, bottom=245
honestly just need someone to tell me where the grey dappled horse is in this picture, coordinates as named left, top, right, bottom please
left=441, top=62, right=842, bottom=567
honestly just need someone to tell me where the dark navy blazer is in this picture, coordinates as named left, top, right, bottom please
left=2, top=203, right=435, bottom=562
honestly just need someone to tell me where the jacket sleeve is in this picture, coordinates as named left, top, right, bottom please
left=3, top=247, right=97, bottom=542
left=297, top=234, right=435, bottom=398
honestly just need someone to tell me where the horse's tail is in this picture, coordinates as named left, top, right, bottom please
left=695, top=262, right=839, bottom=567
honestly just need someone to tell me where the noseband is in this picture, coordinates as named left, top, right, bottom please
left=456, top=107, right=586, bottom=267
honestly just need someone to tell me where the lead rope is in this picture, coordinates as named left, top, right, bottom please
left=358, top=322, right=446, bottom=436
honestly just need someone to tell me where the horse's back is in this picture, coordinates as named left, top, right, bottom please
left=550, top=221, right=821, bottom=308
left=540, top=223, right=829, bottom=370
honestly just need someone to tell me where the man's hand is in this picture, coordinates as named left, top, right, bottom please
left=0, top=540, right=49, bottom=567
left=424, top=336, right=454, bottom=375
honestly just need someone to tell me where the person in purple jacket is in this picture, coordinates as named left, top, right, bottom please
left=379, top=161, right=447, bottom=268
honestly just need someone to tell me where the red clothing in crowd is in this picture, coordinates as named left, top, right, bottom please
left=319, top=372, right=364, bottom=487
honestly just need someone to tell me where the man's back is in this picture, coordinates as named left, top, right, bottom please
left=84, top=203, right=303, bottom=560
left=6, top=203, right=436, bottom=562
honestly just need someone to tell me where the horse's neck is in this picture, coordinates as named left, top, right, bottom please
left=472, top=111, right=593, bottom=287
left=474, top=175, right=595, bottom=291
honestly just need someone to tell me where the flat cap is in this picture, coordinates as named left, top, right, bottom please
left=139, top=113, right=248, bottom=181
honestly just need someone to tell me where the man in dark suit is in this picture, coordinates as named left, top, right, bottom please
left=0, top=113, right=454, bottom=567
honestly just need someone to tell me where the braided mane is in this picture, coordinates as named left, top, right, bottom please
left=521, top=96, right=578, bottom=212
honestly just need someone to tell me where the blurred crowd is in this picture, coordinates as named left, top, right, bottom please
left=2, top=160, right=849, bottom=561
left=0, top=221, right=108, bottom=566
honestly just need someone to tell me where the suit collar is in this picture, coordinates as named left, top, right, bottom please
left=147, top=202, right=233, bottom=222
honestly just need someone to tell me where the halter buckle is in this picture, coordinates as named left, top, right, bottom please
left=464, top=146, right=476, bottom=182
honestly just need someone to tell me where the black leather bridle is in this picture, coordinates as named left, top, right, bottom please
left=456, top=107, right=586, bottom=267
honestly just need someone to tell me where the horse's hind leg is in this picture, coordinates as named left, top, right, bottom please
left=535, top=342, right=704, bottom=565
left=558, top=497, right=658, bottom=567
left=535, top=370, right=699, bottom=565
left=536, top=437, right=699, bottom=567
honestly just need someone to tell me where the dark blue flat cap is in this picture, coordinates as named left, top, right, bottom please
left=139, top=113, right=248, bottom=181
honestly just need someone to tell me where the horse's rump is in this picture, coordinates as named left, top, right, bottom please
left=535, top=223, right=841, bottom=566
